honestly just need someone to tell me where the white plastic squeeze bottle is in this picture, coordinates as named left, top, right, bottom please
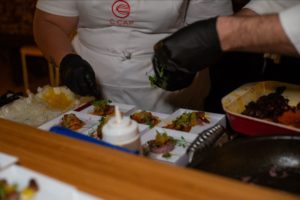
left=102, top=106, right=140, bottom=151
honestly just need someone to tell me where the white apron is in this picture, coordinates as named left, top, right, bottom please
left=37, top=0, right=233, bottom=113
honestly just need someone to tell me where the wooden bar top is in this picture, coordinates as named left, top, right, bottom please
left=0, top=118, right=299, bottom=200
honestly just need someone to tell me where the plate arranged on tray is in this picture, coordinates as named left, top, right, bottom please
left=141, top=127, right=197, bottom=166
left=38, top=111, right=101, bottom=136
left=127, top=109, right=170, bottom=133
left=158, top=109, right=226, bottom=134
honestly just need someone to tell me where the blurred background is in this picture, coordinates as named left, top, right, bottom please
left=0, top=0, right=48, bottom=95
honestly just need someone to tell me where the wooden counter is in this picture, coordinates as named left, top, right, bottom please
left=0, top=118, right=299, bottom=200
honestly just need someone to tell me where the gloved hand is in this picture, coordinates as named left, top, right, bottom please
left=151, top=54, right=196, bottom=91
left=152, top=17, right=222, bottom=91
left=60, top=54, right=101, bottom=97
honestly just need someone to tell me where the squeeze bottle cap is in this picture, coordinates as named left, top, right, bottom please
left=102, top=106, right=139, bottom=145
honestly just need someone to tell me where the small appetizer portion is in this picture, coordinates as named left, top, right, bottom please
left=92, top=99, right=114, bottom=116
left=142, top=131, right=177, bottom=158
left=0, top=178, right=39, bottom=200
left=130, top=111, right=160, bottom=127
left=60, top=113, right=85, bottom=131
left=164, top=111, right=209, bottom=132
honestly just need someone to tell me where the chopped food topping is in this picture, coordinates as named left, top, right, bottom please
left=96, top=116, right=110, bottom=139
left=60, top=113, right=85, bottom=131
left=92, top=99, right=114, bottom=116
left=130, top=111, right=160, bottom=127
left=164, top=111, right=209, bottom=132
left=148, top=64, right=165, bottom=88
left=143, top=131, right=177, bottom=156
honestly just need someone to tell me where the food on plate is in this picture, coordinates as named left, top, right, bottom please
left=164, top=111, right=209, bottom=132
left=0, top=178, right=38, bottom=200
left=242, top=86, right=300, bottom=128
left=142, top=131, right=177, bottom=158
left=60, top=113, right=85, bottom=131
left=92, top=99, right=114, bottom=116
left=130, top=111, right=160, bottom=127
left=95, top=116, right=110, bottom=139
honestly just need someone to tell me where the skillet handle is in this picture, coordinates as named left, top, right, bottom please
left=187, top=124, right=226, bottom=163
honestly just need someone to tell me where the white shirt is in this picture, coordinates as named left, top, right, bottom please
left=36, top=0, right=233, bottom=113
left=280, top=5, right=300, bottom=54
left=245, top=0, right=300, bottom=53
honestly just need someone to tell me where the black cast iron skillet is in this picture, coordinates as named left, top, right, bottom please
left=188, top=136, right=300, bottom=195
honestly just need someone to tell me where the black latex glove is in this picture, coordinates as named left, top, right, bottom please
left=60, top=54, right=100, bottom=97
left=151, top=55, right=197, bottom=91
left=152, top=17, right=222, bottom=91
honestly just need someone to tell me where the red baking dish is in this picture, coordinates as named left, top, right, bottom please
left=221, top=81, right=300, bottom=136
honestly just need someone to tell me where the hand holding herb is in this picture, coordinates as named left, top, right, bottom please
left=150, top=51, right=197, bottom=91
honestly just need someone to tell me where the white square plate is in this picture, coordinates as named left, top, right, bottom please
left=38, top=111, right=101, bottom=136
left=0, top=164, right=101, bottom=200
left=141, top=127, right=197, bottom=166
left=0, top=152, right=18, bottom=170
left=158, top=108, right=226, bottom=134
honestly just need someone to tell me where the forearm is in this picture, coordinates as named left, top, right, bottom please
left=217, top=15, right=298, bottom=56
left=235, top=8, right=258, bottom=16
left=33, top=9, right=78, bottom=66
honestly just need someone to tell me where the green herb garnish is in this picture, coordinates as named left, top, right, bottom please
left=148, top=65, right=165, bottom=87
left=149, top=75, right=158, bottom=87
left=176, top=136, right=188, bottom=148
left=147, top=123, right=155, bottom=129
left=162, top=152, right=172, bottom=158
left=142, top=145, right=150, bottom=156
left=92, top=99, right=112, bottom=107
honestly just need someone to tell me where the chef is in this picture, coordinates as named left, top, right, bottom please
left=152, top=0, right=300, bottom=92
left=33, top=0, right=233, bottom=114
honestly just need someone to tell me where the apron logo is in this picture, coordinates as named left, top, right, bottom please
left=112, top=0, right=131, bottom=18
